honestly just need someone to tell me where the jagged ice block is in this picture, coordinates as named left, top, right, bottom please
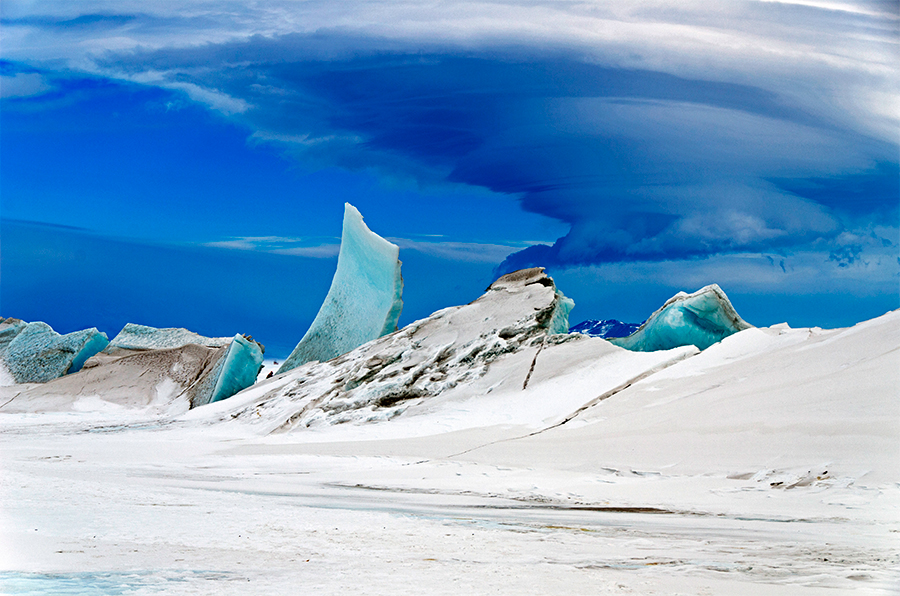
left=278, top=203, right=403, bottom=374
left=0, top=317, right=109, bottom=383
left=610, top=284, right=751, bottom=352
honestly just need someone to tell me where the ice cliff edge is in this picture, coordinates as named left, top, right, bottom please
left=277, top=203, right=403, bottom=374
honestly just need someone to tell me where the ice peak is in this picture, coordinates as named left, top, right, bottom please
left=277, top=203, right=404, bottom=374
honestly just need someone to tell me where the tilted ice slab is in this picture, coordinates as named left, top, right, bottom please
left=194, top=267, right=693, bottom=437
left=610, top=284, right=751, bottom=352
left=0, top=324, right=263, bottom=413
left=277, top=203, right=403, bottom=374
left=0, top=317, right=109, bottom=383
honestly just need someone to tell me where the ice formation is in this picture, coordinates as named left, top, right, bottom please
left=0, top=323, right=263, bottom=412
left=277, top=203, right=403, bottom=374
left=88, top=323, right=265, bottom=407
left=218, top=267, right=601, bottom=432
left=208, top=334, right=266, bottom=404
left=570, top=319, right=641, bottom=339
left=0, top=317, right=109, bottom=383
left=609, top=284, right=751, bottom=352
left=107, top=323, right=230, bottom=352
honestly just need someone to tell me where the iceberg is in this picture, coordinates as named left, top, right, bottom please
left=277, top=203, right=403, bottom=374
left=0, top=318, right=109, bottom=383
left=609, top=284, right=751, bottom=352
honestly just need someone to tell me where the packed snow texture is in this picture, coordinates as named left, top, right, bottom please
left=277, top=203, right=403, bottom=374
left=0, top=324, right=264, bottom=413
left=610, top=284, right=752, bottom=352
left=221, top=267, right=582, bottom=432
left=0, top=317, right=109, bottom=383
left=570, top=319, right=641, bottom=338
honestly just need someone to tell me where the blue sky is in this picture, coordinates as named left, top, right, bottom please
left=1, top=1, right=897, bottom=356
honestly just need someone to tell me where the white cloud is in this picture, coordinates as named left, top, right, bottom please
left=203, top=236, right=339, bottom=257
left=388, top=238, right=527, bottom=263
left=0, top=72, right=51, bottom=98
left=2, top=1, right=896, bottom=140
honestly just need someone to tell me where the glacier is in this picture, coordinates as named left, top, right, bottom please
left=277, top=203, right=403, bottom=374
left=609, top=284, right=751, bottom=352
left=0, top=317, right=109, bottom=383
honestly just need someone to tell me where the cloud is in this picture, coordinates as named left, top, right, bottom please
left=3, top=1, right=897, bottom=271
left=0, top=72, right=51, bottom=98
left=388, top=238, right=527, bottom=263
left=203, top=236, right=340, bottom=258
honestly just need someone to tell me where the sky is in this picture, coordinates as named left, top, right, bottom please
left=1, top=1, right=898, bottom=357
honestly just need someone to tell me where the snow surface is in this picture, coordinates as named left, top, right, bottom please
left=0, top=290, right=897, bottom=594
left=611, top=284, right=752, bottom=352
left=277, top=203, right=403, bottom=374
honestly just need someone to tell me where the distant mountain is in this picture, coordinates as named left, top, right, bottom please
left=570, top=319, right=641, bottom=339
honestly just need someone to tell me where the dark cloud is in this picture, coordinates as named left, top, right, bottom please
left=96, top=33, right=897, bottom=270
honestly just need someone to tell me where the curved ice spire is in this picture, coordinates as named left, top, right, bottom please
left=610, top=284, right=751, bottom=352
left=278, top=203, right=403, bottom=373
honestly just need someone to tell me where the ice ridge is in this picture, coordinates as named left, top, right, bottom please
left=225, top=267, right=577, bottom=431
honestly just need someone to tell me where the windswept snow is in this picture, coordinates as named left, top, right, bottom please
left=277, top=203, right=403, bottom=374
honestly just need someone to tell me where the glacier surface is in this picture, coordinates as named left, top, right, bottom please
left=277, top=203, right=403, bottom=374
left=0, top=317, right=109, bottom=383
left=610, top=284, right=751, bottom=352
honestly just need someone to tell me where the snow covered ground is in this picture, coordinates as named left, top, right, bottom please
left=1, top=309, right=898, bottom=594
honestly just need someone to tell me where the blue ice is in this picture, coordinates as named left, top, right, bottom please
left=209, top=334, right=265, bottom=403
left=609, top=284, right=751, bottom=352
left=278, top=203, right=403, bottom=373
left=0, top=318, right=109, bottom=383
